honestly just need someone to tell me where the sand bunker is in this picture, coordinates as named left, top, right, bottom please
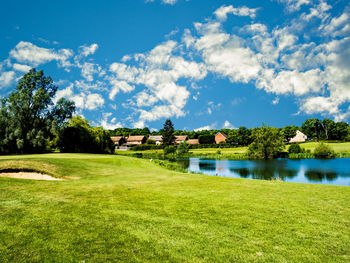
left=0, top=172, right=62, bottom=181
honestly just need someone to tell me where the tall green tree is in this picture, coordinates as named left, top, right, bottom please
left=282, top=125, right=298, bottom=142
left=334, top=122, right=349, bottom=141
left=301, top=118, right=322, bottom=140
left=321, top=119, right=336, bottom=140
left=0, top=69, right=75, bottom=153
left=162, top=119, right=175, bottom=146
left=58, top=116, right=114, bottom=153
left=248, top=126, right=285, bottom=160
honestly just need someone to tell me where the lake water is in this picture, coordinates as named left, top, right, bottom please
left=186, top=158, right=350, bottom=186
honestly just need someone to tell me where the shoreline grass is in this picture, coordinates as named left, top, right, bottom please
left=0, top=153, right=349, bottom=262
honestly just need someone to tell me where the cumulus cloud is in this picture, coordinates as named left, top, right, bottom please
left=54, top=84, right=104, bottom=110
left=100, top=112, right=122, bottom=130
left=223, top=120, right=236, bottom=129
left=9, top=41, right=73, bottom=68
left=79, top=43, right=99, bottom=57
left=277, top=0, right=311, bottom=12
left=0, top=71, right=15, bottom=88
left=214, top=5, right=258, bottom=21
left=194, top=124, right=216, bottom=131
left=109, top=80, right=135, bottom=100
left=12, top=63, right=31, bottom=72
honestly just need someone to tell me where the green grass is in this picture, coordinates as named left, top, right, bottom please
left=0, top=153, right=349, bottom=262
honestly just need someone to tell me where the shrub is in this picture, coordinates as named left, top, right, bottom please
left=146, top=139, right=156, bottom=145
left=198, top=135, right=215, bottom=144
left=176, top=142, right=190, bottom=156
left=288, top=143, right=302, bottom=154
left=314, top=143, right=335, bottom=159
left=164, top=145, right=176, bottom=155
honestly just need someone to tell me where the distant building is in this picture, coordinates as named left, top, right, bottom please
left=215, top=132, right=227, bottom=144
left=126, top=135, right=147, bottom=146
left=148, top=135, right=163, bottom=145
left=187, top=139, right=199, bottom=145
left=289, top=130, right=307, bottom=143
left=110, top=136, right=126, bottom=146
left=175, top=135, right=189, bottom=144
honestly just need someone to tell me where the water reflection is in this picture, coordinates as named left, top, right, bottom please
left=186, top=158, right=350, bottom=186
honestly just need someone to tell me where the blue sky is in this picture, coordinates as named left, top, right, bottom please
left=0, top=0, right=349, bottom=131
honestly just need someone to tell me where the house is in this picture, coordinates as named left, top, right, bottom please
left=126, top=135, right=147, bottom=146
left=289, top=130, right=307, bottom=143
left=110, top=136, right=126, bottom=146
left=175, top=135, right=189, bottom=144
left=148, top=135, right=163, bottom=145
left=215, top=132, right=227, bottom=144
left=187, top=139, right=199, bottom=145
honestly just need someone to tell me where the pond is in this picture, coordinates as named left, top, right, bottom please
left=186, top=158, right=350, bottom=186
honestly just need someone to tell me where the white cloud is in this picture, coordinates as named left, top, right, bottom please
left=9, top=41, right=73, bottom=67
left=277, top=0, right=311, bottom=12
left=194, top=124, right=216, bottom=131
left=54, top=84, right=104, bottom=110
left=223, top=120, right=236, bottom=129
left=257, top=69, right=324, bottom=96
left=100, top=112, right=122, bottom=130
left=272, top=97, right=280, bottom=105
left=0, top=71, right=15, bottom=88
left=214, top=5, right=258, bottom=21
left=81, top=62, right=101, bottom=82
left=146, top=0, right=184, bottom=5
left=79, top=43, right=98, bottom=57
left=322, top=13, right=350, bottom=37
left=109, top=80, right=135, bottom=100
left=12, top=63, right=31, bottom=72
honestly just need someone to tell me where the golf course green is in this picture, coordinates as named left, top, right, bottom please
left=0, top=153, right=349, bottom=262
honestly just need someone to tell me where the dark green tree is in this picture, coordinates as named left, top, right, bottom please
left=248, top=126, right=285, bottom=160
left=162, top=119, right=175, bottom=146
left=301, top=118, right=322, bottom=140
left=176, top=141, right=190, bottom=156
left=58, top=116, right=114, bottom=153
left=0, top=69, right=75, bottom=153
left=283, top=125, right=298, bottom=142
left=334, top=122, right=349, bottom=141
left=321, top=119, right=336, bottom=140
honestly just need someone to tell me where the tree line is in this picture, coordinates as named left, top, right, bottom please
left=0, top=69, right=114, bottom=154
left=1, top=70, right=349, bottom=156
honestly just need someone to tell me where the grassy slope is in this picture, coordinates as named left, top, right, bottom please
left=0, top=153, right=349, bottom=262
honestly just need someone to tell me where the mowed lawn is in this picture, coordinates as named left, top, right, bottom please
left=0, top=154, right=349, bottom=262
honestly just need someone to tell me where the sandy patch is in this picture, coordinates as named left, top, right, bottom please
left=0, top=172, right=62, bottom=181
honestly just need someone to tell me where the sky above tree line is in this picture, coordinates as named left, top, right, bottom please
left=0, top=0, right=349, bottom=131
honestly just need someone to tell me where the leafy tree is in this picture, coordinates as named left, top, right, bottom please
left=314, top=143, right=335, bottom=159
left=248, top=126, right=285, bottom=160
left=334, top=122, right=349, bottom=141
left=58, top=116, right=114, bottom=153
left=146, top=139, right=156, bottom=145
left=288, top=143, right=303, bottom=154
left=176, top=141, right=190, bottom=156
left=301, top=118, right=322, bottom=140
left=321, top=119, right=336, bottom=140
left=162, top=119, right=175, bottom=146
left=0, top=69, right=75, bottom=153
left=283, top=125, right=298, bottom=142
left=198, top=135, right=215, bottom=144
left=163, top=145, right=176, bottom=155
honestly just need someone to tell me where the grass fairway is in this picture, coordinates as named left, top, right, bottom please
left=0, top=154, right=349, bottom=262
